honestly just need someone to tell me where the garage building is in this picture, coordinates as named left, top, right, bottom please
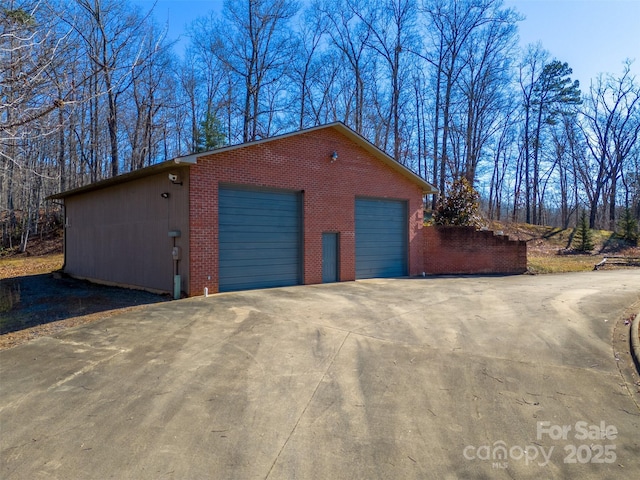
left=50, top=123, right=437, bottom=296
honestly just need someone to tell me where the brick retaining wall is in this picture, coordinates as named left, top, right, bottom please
left=424, top=226, right=527, bottom=275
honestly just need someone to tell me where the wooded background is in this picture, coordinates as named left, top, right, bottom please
left=2, top=0, right=639, bottom=251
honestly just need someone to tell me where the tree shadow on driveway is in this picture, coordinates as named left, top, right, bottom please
left=0, top=272, right=167, bottom=335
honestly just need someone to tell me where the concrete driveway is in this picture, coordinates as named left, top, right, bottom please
left=1, top=271, right=639, bottom=479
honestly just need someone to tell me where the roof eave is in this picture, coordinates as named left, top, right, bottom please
left=47, top=158, right=186, bottom=200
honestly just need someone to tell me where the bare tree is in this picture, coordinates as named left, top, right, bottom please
left=2, top=0, right=183, bottom=249
left=185, top=12, right=232, bottom=146
left=304, top=48, right=342, bottom=125
left=287, top=2, right=327, bottom=130
left=579, top=63, right=640, bottom=228
left=423, top=0, right=504, bottom=197
left=354, top=0, right=418, bottom=159
left=207, top=0, right=299, bottom=142
left=127, top=23, right=174, bottom=169
left=550, top=113, right=583, bottom=228
left=517, top=43, right=547, bottom=224
left=73, top=0, right=150, bottom=176
left=318, top=0, right=373, bottom=134
left=456, top=3, right=519, bottom=183
left=487, top=102, right=518, bottom=220
left=1, top=0, right=74, bottom=250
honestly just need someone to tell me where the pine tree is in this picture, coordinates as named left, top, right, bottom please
left=618, top=208, right=639, bottom=245
left=574, top=211, right=594, bottom=252
left=196, top=113, right=226, bottom=152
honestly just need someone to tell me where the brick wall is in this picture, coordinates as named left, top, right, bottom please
left=189, top=127, right=426, bottom=295
left=424, top=226, right=527, bottom=275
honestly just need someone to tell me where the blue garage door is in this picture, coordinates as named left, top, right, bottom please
left=219, top=186, right=302, bottom=292
left=355, top=198, right=407, bottom=279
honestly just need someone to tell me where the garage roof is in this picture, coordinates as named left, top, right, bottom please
left=49, top=122, right=438, bottom=199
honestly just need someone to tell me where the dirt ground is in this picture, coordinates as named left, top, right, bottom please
left=489, top=220, right=640, bottom=257
left=0, top=273, right=168, bottom=350
left=0, top=280, right=169, bottom=349
left=0, top=240, right=168, bottom=350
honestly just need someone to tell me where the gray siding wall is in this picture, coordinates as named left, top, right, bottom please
left=64, top=169, right=190, bottom=293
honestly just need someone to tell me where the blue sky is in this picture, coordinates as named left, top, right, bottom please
left=504, top=0, right=640, bottom=88
left=132, top=0, right=639, bottom=89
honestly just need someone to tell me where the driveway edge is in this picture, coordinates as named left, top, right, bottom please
left=632, top=310, right=640, bottom=375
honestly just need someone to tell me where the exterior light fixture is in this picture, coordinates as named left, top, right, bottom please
left=331, top=151, right=338, bottom=163
left=168, top=173, right=182, bottom=185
